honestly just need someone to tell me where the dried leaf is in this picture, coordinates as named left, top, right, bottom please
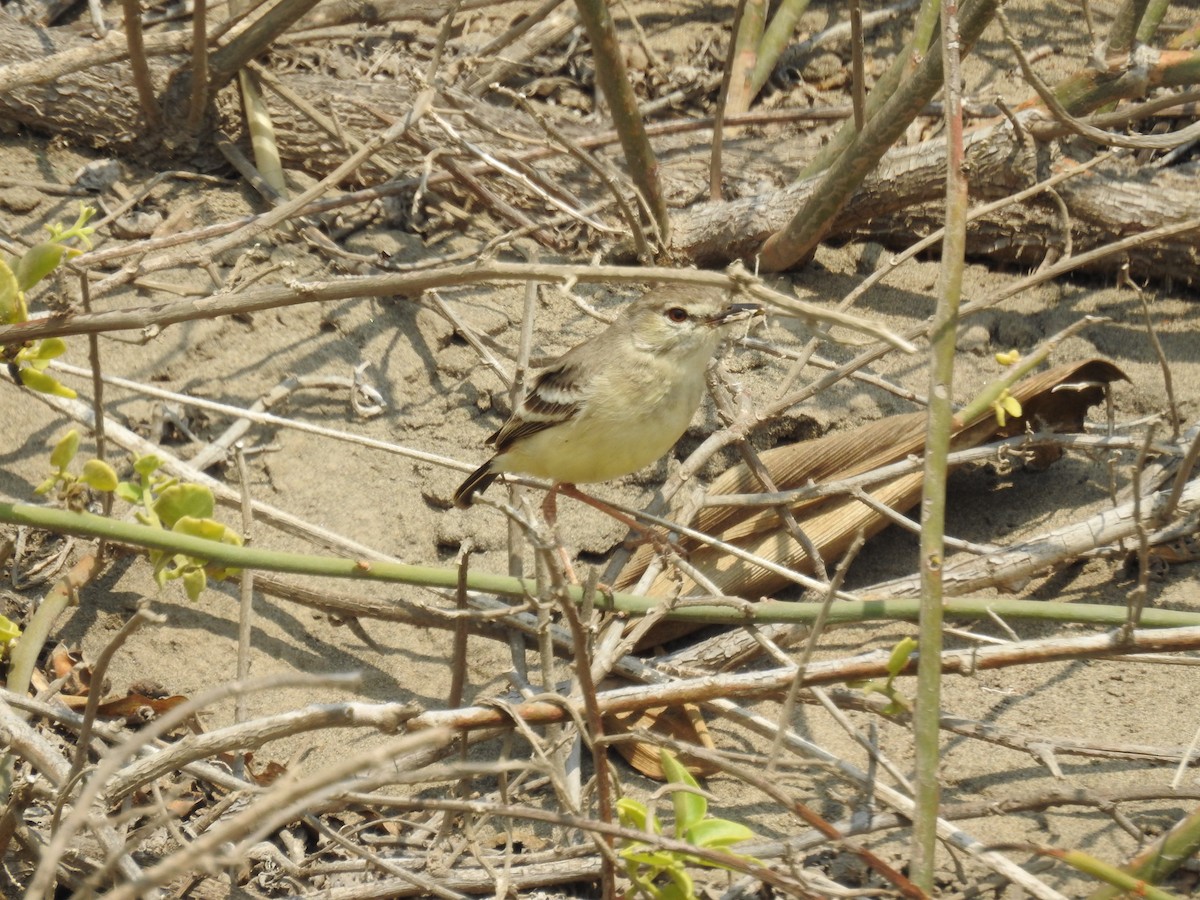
left=94, top=693, right=188, bottom=721
left=48, top=643, right=92, bottom=697
left=604, top=697, right=717, bottom=779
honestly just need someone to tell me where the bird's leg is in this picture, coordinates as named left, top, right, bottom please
left=557, top=483, right=670, bottom=552
left=541, top=483, right=580, bottom=584
left=540, top=482, right=559, bottom=524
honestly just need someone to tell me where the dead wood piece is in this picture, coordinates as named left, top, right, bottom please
left=295, top=857, right=605, bottom=898
left=1, top=17, right=1196, bottom=279
left=666, top=116, right=1200, bottom=282
left=408, top=625, right=1200, bottom=732
left=0, top=16, right=155, bottom=147
left=298, top=0, right=489, bottom=29
left=466, top=4, right=580, bottom=96
left=853, top=159, right=1200, bottom=286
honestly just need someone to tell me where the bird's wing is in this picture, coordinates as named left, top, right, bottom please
left=488, top=357, right=585, bottom=452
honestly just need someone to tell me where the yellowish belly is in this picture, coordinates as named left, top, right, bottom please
left=495, top=366, right=704, bottom=484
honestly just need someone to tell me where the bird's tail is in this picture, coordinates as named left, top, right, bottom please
left=453, top=460, right=499, bottom=508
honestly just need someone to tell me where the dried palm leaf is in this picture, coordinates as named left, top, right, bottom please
left=618, top=359, right=1126, bottom=600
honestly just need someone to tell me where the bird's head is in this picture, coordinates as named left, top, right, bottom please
left=625, top=286, right=762, bottom=357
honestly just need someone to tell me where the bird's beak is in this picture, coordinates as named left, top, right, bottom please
left=708, top=303, right=764, bottom=326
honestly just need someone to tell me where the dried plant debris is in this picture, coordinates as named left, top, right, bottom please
left=619, top=360, right=1128, bottom=599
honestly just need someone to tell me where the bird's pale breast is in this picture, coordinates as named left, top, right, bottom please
left=493, top=346, right=708, bottom=484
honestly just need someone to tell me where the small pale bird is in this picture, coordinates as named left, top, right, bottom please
left=453, top=285, right=761, bottom=508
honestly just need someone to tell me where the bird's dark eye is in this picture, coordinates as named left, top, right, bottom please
left=666, top=307, right=689, bottom=323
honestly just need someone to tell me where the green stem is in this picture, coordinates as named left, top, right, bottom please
left=1136, top=0, right=1173, bottom=44
left=725, top=0, right=768, bottom=116
left=750, top=0, right=814, bottom=97
left=911, top=0, right=968, bottom=886
left=572, top=0, right=671, bottom=245
left=1088, top=801, right=1200, bottom=899
left=798, top=0, right=941, bottom=180
left=1054, top=46, right=1200, bottom=115
left=1055, top=847, right=1181, bottom=900
left=1107, top=0, right=1151, bottom=56
left=206, top=0, right=324, bottom=91
left=759, top=0, right=996, bottom=270
left=1167, top=23, right=1200, bottom=50
left=954, top=316, right=1101, bottom=428
left=6, top=581, right=72, bottom=697
left=5, top=501, right=1200, bottom=629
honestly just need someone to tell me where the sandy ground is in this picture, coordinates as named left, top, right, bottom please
left=2, top=0, right=1200, bottom=895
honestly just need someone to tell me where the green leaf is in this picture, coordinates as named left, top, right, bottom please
left=617, top=798, right=660, bottom=835
left=19, top=367, right=77, bottom=398
left=173, top=515, right=242, bottom=546
left=45, top=203, right=96, bottom=249
left=171, top=517, right=242, bottom=583
left=77, top=203, right=98, bottom=236
left=34, top=476, right=58, bottom=495
left=30, top=337, right=68, bottom=361
left=886, top=636, right=918, bottom=678
left=685, top=817, right=754, bottom=850
left=623, top=863, right=661, bottom=900
left=662, top=864, right=693, bottom=900
left=621, top=847, right=676, bottom=869
left=153, top=484, right=215, bottom=528
left=152, top=558, right=171, bottom=589
left=81, top=459, right=119, bottom=492
left=114, top=481, right=142, bottom=503
left=134, top=454, right=164, bottom=477
left=660, top=750, right=706, bottom=836
left=182, top=566, right=206, bottom=601
left=173, top=515, right=224, bottom=541
left=15, top=242, right=66, bottom=291
left=49, top=430, right=81, bottom=470
left=0, top=257, right=26, bottom=324
left=0, top=614, right=21, bottom=649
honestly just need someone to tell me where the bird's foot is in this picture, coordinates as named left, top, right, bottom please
left=619, top=526, right=675, bottom=554
left=540, top=484, right=581, bottom=584
left=551, top=482, right=681, bottom=556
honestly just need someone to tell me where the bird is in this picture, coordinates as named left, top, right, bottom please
left=453, top=284, right=761, bottom=509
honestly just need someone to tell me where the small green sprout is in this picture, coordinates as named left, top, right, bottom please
left=849, top=635, right=917, bottom=715
left=617, top=749, right=758, bottom=899
left=118, top=454, right=242, bottom=601
left=991, top=389, right=1023, bottom=427
left=11, top=336, right=75, bottom=397
left=41, top=204, right=97, bottom=251
left=1, top=203, right=96, bottom=398
left=0, top=614, right=21, bottom=657
left=35, top=436, right=241, bottom=601
left=35, top=429, right=119, bottom=510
